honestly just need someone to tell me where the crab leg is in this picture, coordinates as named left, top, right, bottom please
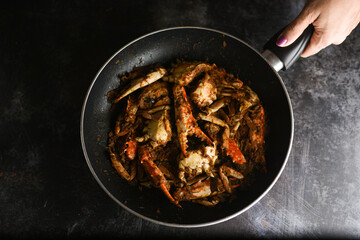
left=125, top=136, right=138, bottom=160
left=230, top=121, right=241, bottom=138
left=173, top=178, right=213, bottom=201
left=124, top=95, right=138, bottom=124
left=163, top=62, right=213, bottom=86
left=113, top=67, right=167, bottom=103
left=139, top=105, right=171, bottom=117
left=116, top=120, right=139, bottom=137
left=173, top=176, right=240, bottom=203
left=219, top=165, right=244, bottom=193
left=198, top=112, right=228, bottom=128
left=138, top=145, right=181, bottom=208
left=173, top=84, right=213, bottom=156
left=204, top=97, right=231, bottom=115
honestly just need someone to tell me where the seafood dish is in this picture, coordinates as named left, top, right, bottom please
left=107, top=60, right=266, bottom=208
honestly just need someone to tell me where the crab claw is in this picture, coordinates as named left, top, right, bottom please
left=173, top=84, right=213, bottom=156
left=222, top=128, right=246, bottom=166
left=110, top=152, right=134, bottom=181
left=108, top=131, right=137, bottom=181
left=138, top=145, right=181, bottom=208
left=198, top=112, right=246, bottom=165
left=113, top=67, right=167, bottom=103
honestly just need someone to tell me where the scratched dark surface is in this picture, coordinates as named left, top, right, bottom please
left=1, top=0, right=360, bottom=239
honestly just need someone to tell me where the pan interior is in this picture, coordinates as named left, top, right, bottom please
left=81, top=27, right=293, bottom=226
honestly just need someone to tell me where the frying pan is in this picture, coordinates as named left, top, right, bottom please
left=80, top=26, right=313, bottom=227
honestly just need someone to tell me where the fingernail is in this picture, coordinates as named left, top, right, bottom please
left=276, top=35, right=287, bottom=46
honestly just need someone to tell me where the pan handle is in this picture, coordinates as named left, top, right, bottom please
left=262, top=24, right=314, bottom=72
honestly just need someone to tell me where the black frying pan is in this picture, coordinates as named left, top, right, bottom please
left=80, top=26, right=313, bottom=227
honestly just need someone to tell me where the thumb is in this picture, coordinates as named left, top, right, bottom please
left=276, top=9, right=318, bottom=47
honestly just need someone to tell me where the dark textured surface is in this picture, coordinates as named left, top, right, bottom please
left=1, top=0, right=359, bottom=238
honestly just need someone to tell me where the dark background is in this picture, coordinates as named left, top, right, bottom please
left=1, top=0, right=360, bottom=238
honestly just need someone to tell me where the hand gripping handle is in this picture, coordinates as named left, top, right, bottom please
left=263, top=24, right=314, bottom=71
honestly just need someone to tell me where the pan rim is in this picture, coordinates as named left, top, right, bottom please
left=80, top=26, right=294, bottom=228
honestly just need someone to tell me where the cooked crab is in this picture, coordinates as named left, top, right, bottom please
left=198, top=112, right=246, bottom=166
left=108, top=131, right=138, bottom=181
left=107, top=60, right=266, bottom=208
left=138, top=144, right=180, bottom=207
left=173, top=84, right=213, bottom=157
left=136, top=109, right=172, bottom=148
left=178, top=145, right=218, bottom=183
left=190, top=72, right=217, bottom=108
left=173, top=174, right=240, bottom=204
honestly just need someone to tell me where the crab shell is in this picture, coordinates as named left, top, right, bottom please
left=143, top=109, right=172, bottom=148
left=178, top=145, right=218, bottom=182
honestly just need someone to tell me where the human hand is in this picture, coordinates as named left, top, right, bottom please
left=276, top=0, right=360, bottom=57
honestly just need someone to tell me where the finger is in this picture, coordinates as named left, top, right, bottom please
left=300, top=31, right=327, bottom=58
left=333, top=37, right=346, bottom=45
left=300, top=43, right=322, bottom=58
left=332, top=20, right=358, bottom=45
left=276, top=7, right=319, bottom=47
